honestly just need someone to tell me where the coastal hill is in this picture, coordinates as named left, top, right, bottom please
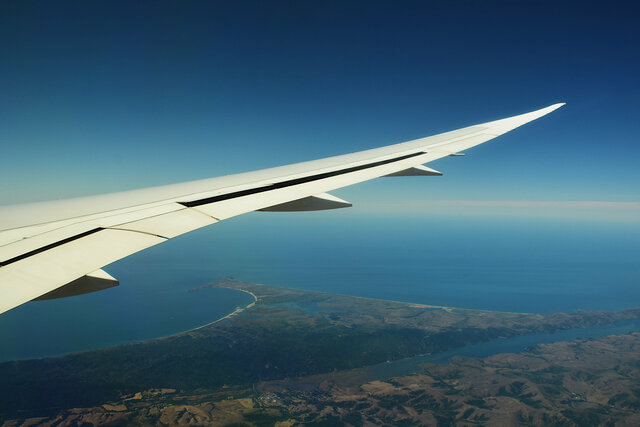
left=20, top=333, right=640, bottom=426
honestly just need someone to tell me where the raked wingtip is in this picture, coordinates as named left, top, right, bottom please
left=541, top=102, right=566, bottom=114
left=479, top=102, right=566, bottom=134
left=538, top=102, right=566, bottom=114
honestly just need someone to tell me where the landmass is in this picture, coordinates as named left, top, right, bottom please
left=1, top=278, right=639, bottom=425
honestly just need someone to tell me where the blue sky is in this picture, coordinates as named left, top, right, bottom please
left=1, top=1, right=638, bottom=222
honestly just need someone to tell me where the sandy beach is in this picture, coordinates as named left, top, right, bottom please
left=189, top=287, right=258, bottom=332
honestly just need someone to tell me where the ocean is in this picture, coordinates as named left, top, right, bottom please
left=1, top=211, right=639, bottom=361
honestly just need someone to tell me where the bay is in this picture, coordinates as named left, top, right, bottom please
left=358, top=318, right=640, bottom=382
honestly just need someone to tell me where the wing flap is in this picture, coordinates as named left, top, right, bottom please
left=110, top=208, right=218, bottom=238
left=186, top=151, right=434, bottom=219
left=0, top=223, right=98, bottom=264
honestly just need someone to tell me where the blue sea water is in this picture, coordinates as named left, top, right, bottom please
left=1, top=212, right=639, bottom=361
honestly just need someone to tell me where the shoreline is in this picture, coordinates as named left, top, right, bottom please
left=188, top=287, right=258, bottom=332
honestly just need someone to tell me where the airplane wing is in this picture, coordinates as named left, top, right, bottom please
left=0, top=103, right=564, bottom=314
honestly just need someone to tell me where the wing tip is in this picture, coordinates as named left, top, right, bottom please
left=526, top=102, right=566, bottom=118
left=481, top=102, right=565, bottom=134
left=546, top=102, right=566, bottom=111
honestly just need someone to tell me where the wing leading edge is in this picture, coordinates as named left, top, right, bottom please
left=0, top=103, right=564, bottom=314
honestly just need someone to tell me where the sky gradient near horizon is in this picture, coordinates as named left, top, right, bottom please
left=1, top=1, right=638, bottom=222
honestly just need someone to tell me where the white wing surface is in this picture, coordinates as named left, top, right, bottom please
left=0, top=103, right=564, bottom=314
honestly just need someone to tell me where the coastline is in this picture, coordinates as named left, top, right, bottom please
left=188, top=286, right=258, bottom=332
left=152, top=279, right=640, bottom=345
